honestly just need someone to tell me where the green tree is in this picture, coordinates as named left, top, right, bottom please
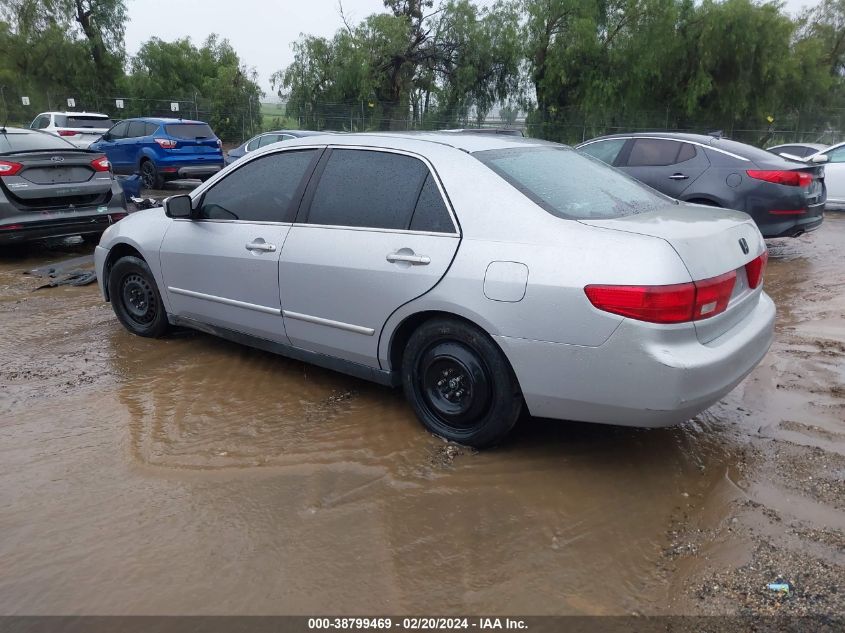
left=128, top=35, right=263, bottom=141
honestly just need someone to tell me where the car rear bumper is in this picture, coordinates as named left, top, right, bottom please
left=753, top=200, right=825, bottom=238
left=494, top=292, right=775, bottom=427
left=175, top=165, right=222, bottom=178
left=0, top=193, right=127, bottom=244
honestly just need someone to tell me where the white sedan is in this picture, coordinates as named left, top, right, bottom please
left=806, top=142, right=845, bottom=210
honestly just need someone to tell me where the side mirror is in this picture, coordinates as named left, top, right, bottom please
left=164, top=194, right=194, bottom=219
left=811, top=154, right=829, bottom=164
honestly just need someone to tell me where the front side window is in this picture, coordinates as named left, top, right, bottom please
left=259, top=134, right=284, bottom=148
left=109, top=121, right=130, bottom=139
left=579, top=139, right=626, bottom=165
left=198, top=149, right=318, bottom=222
left=306, top=149, right=429, bottom=230
left=127, top=121, right=147, bottom=138
left=475, top=146, right=668, bottom=220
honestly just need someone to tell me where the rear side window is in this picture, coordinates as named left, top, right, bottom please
left=826, top=147, right=845, bottom=163
left=409, top=174, right=454, bottom=233
left=31, top=115, right=51, bottom=130
left=199, top=149, right=318, bottom=222
left=0, top=131, right=76, bottom=152
left=306, top=150, right=428, bottom=230
left=145, top=122, right=159, bottom=136
left=165, top=124, right=215, bottom=139
left=579, top=139, right=626, bottom=165
left=259, top=134, right=284, bottom=147
left=628, top=139, right=686, bottom=166
left=476, top=146, right=667, bottom=220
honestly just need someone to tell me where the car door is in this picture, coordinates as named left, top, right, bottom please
left=620, top=138, right=710, bottom=198
left=159, top=148, right=322, bottom=341
left=123, top=120, right=148, bottom=168
left=97, top=121, right=130, bottom=172
left=820, top=145, right=845, bottom=205
left=278, top=148, right=460, bottom=368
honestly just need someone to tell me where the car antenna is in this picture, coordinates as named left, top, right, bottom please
left=0, top=85, right=8, bottom=133
left=708, top=130, right=723, bottom=139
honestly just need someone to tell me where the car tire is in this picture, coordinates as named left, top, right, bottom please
left=107, top=256, right=169, bottom=338
left=402, top=318, right=523, bottom=448
left=140, top=159, right=164, bottom=189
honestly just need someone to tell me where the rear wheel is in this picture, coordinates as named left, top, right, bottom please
left=140, top=159, right=164, bottom=189
left=402, top=318, right=522, bottom=448
left=107, top=256, right=169, bottom=338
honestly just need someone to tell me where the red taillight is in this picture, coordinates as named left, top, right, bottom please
left=585, top=271, right=737, bottom=324
left=109, top=212, right=128, bottom=222
left=584, top=283, right=696, bottom=324
left=154, top=138, right=177, bottom=149
left=57, top=129, right=78, bottom=137
left=745, top=251, right=768, bottom=289
left=90, top=156, right=111, bottom=172
left=746, top=169, right=813, bottom=188
left=0, top=160, right=23, bottom=176
left=692, top=271, right=737, bottom=319
left=0, top=223, right=24, bottom=231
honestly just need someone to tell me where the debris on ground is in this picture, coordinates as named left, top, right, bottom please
left=129, top=196, right=160, bottom=211
left=25, top=255, right=98, bottom=288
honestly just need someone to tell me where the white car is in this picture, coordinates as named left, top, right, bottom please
left=29, top=112, right=115, bottom=149
left=805, top=142, right=845, bottom=210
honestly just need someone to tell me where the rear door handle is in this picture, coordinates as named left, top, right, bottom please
left=386, top=252, right=430, bottom=265
left=669, top=173, right=689, bottom=180
left=245, top=240, right=276, bottom=252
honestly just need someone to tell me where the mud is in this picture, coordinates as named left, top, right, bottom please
left=0, top=216, right=843, bottom=616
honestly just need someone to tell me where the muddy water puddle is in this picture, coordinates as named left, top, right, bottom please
left=1, top=218, right=844, bottom=615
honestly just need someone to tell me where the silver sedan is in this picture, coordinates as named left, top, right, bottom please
left=94, top=133, right=775, bottom=447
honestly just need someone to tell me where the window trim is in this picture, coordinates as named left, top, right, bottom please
left=295, top=145, right=460, bottom=236
left=192, top=147, right=324, bottom=224
left=579, top=136, right=750, bottom=162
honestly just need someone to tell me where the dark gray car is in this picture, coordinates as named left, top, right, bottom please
left=0, top=127, right=127, bottom=244
left=225, top=130, right=328, bottom=165
left=577, top=132, right=825, bottom=238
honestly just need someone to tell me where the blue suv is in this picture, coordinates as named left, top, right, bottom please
left=89, top=117, right=224, bottom=189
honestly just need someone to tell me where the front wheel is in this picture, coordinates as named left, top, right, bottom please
left=107, top=256, right=169, bottom=338
left=402, top=318, right=523, bottom=448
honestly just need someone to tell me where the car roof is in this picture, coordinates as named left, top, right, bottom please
left=0, top=126, right=53, bottom=135
left=129, top=117, right=209, bottom=125
left=768, top=142, right=827, bottom=150
left=337, top=131, right=549, bottom=153
left=39, top=111, right=110, bottom=117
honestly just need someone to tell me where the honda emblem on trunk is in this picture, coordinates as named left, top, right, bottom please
left=50, top=156, right=64, bottom=162
left=739, top=238, right=749, bottom=255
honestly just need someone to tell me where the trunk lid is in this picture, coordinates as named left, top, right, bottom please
left=0, top=150, right=114, bottom=209
left=580, top=205, right=767, bottom=343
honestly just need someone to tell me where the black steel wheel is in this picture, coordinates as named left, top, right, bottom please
left=402, top=318, right=522, bottom=447
left=107, top=256, right=169, bottom=338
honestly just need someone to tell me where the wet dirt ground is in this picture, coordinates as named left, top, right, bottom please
left=0, top=214, right=842, bottom=616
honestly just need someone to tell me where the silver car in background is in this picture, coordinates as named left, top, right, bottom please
left=94, top=133, right=775, bottom=447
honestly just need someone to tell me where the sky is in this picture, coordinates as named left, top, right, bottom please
left=123, top=0, right=822, bottom=100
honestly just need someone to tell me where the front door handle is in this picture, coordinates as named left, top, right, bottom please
left=669, top=173, right=689, bottom=180
left=386, top=251, right=430, bottom=265
left=245, top=240, right=276, bottom=252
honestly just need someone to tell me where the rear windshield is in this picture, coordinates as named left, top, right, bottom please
left=58, top=115, right=114, bottom=128
left=164, top=124, right=215, bottom=139
left=0, top=131, right=76, bottom=153
left=709, top=138, right=780, bottom=163
left=475, top=146, right=668, bottom=219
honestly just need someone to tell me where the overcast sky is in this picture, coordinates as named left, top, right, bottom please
left=123, top=0, right=822, bottom=100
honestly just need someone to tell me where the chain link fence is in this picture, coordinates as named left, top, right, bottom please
left=3, top=85, right=843, bottom=148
